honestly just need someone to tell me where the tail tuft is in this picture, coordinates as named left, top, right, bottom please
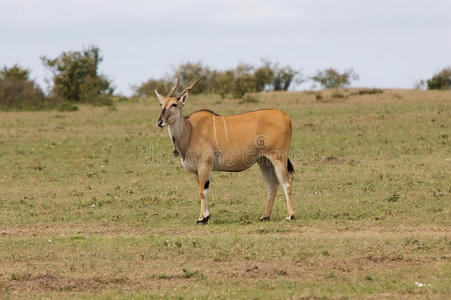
left=287, top=158, right=295, bottom=175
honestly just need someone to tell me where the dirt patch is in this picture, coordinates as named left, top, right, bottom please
left=1, top=224, right=449, bottom=238
left=312, top=156, right=346, bottom=165
left=0, top=224, right=190, bottom=238
left=210, top=256, right=437, bottom=281
left=0, top=248, right=443, bottom=295
left=3, top=272, right=130, bottom=293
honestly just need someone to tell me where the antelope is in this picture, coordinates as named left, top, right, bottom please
left=155, top=76, right=295, bottom=224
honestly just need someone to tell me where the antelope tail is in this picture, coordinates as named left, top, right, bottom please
left=287, top=158, right=295, bottom=175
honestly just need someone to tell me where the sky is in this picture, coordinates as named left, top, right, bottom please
left=1, top=0, right=450, bottom=95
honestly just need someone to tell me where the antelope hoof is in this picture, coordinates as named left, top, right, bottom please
left=286, top=215, right=295, bottom=221
left=196, top=215, right=210, bottom=225
left=259, top=216, right=270, bottom=222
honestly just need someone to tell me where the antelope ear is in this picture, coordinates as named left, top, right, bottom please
left=154, top=89, right=165, bottom=105
left=178, top=92, right=189, bottom=106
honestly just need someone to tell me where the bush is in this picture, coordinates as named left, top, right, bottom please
left=91, top=94, right=114, bottom=107
left=315, top=93, right=323, bottom=101
left=355, top=88, right=383, bottom=95
left=331, top=92, right=346, bottom=99
left=115, top=95, right=140, bottom=102
left=41, top=46, right=114, bottom=103
left=427, top=67, right=451, bottom=90
left=348, top=88, right=384, bottom=97
left=134, top=59, right=301, bottom=98
left=0, top=65, right=49, bottom=111
left=57, top=102, right=78, bottom=112
left=311, top=68, right=359, bottom=89
left=133, top=78, right=173, bottom=98
left=239, top=93, right=259, bottom=104
left=1, top=65, right=30, bottom=81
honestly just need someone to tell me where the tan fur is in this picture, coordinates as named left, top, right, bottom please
left=156, top=81, right=294, bottom=223
left=185, top=109, right=292, bottom=172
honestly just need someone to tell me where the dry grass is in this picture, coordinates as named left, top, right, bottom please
left=0, top=89, right=450, bottom=298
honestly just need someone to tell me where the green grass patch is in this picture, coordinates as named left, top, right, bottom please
left=0, top=89, right=450, bottom=298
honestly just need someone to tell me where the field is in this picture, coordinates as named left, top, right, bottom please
left=0, top=89, right=450, bottom=299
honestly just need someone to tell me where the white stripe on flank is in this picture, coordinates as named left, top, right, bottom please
left=221, top=116, right=229, bottom=143
left=213, top=114, right=218, bottom=147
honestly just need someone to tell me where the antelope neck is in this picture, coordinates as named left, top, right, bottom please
left=168, top=116, right=191, bottom=158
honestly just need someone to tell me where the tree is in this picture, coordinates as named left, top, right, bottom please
left=254, top=60, right=274, bottom=92
left=231, top=63, right=256, bottom=98
left=135, top=59, right=303, bottom=98
left=273, top=65, right=299, bottom=91
left=41, top=46, right=113, bottom=102
left=427, top=67, right=451, bottom=90
left=133, top=78, right=173, bottom=97
left=311, top=68, right=359, bottom=89
left=208, top=69, right=234, bottom=98
left=173, top=62, right=210, bottom=94
left=254, top=59, right=300, bottom=91
left=233, top=73, right=256, bottom=98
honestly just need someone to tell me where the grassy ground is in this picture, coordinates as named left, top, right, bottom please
left=0, top=89, right=450, bottom=299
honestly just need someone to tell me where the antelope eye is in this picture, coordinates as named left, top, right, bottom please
left=171, top=103, right=177, bottom=108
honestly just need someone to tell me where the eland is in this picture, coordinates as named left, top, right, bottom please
left=155, top=76, right=295, bottom=224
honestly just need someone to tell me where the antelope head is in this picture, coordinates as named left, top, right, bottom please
left=155, top=76, right=205, bottom=128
